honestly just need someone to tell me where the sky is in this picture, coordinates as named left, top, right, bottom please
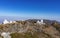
left=0, top=0, right=60, bottom=20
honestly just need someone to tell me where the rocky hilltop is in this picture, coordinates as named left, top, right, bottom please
left=0, top=19, right=60, bottom=38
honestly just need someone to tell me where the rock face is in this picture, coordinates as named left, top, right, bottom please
left=0, top=19, right=60, bottom=38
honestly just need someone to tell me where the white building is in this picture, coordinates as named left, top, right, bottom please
left=10, top=21, right=13, bottom=23
left=41, top=19, right=43, bottom=23
left=3, top=19, right=10, bottom=24
left=1, top=32, right=11, bottom=38
left=3, top=19, right=16, bottom=24
left=37, top=19, right=45, bottom=25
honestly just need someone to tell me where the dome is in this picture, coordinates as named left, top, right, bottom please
left=41, top=19, right=43, bottom=23
left=3, top=19, right=9, bottom=24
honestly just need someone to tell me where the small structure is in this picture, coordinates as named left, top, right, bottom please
left=10, top=21, right=16, bottom=23
left=10, top=21, right=13, bottom=23
left=37, top=19, right=45, bottom=25
left=3, top=19, right=16, bottom=24
left=3, top=19, right=9, bottom=24
left=41, top=19, right=43, bottom=23
left=1, top=32, right=11, bottom=38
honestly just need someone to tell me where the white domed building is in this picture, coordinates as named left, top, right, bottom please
left=3, top=19, right=10, bottom=24
left=37, top=19, right=45, bottom=25
left=3, top=19, right=16, bottom=24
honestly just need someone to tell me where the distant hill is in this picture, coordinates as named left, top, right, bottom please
left=26, top=19, right=60, bottom=24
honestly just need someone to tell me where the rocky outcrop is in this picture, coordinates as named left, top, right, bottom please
left=0, top=19, right=60, bottom=38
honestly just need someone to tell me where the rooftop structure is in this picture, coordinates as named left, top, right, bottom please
left=3, top=19, right=16, bottom=24
left=37, top=19, right=45, bottom=25
left=3, top=19, right=9, bottom=24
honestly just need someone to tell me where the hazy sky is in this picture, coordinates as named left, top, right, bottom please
left=0, top=0, right=60, bottom=20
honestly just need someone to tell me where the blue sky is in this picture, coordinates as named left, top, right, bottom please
left=0, top=0, right=60, bottom=20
